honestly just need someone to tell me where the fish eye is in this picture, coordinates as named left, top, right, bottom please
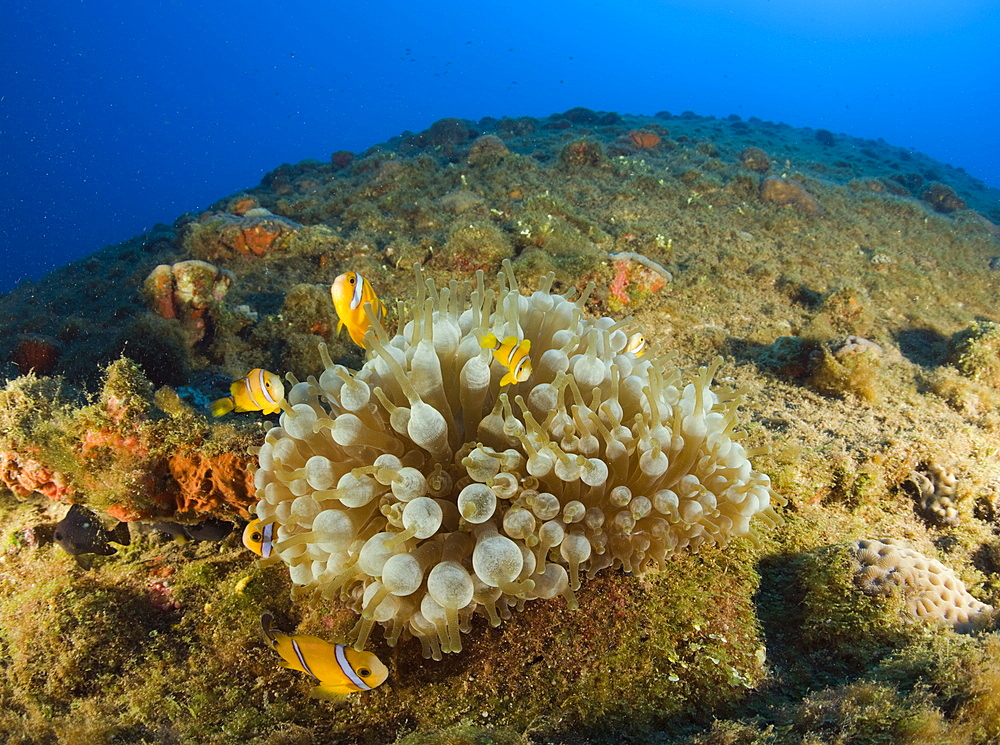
left=358, top=667, right=371, bottom=677
left=251, top=531, right=261, bottom=542
left=54, top=531, right=63, bottom=540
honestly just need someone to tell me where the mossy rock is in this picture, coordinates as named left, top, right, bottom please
left=796, top=543, right=924, bottom=673
left=951, top=321, right=1000, bottom=387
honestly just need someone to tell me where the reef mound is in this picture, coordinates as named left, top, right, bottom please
left=1, top=107, right=1000, bottom=745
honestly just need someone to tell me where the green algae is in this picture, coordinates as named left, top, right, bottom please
left=0, top=514, right=767, bottom=744
left=807, top=346, right=883, bottom=402
left=440, top=221, right=515, bottom=274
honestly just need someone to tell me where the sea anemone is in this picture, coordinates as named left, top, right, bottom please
left=252, top=262, right=781, bottom=658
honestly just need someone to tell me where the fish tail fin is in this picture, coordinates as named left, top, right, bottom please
left=108, top=521, right=131, bottom=546
left=311, top=684, right=350, bottom=704
left=479, top=332, right=498, bottom=350
left=260, top=612, right=278, bottom=646
left=209, top=396, right=235, bottom=417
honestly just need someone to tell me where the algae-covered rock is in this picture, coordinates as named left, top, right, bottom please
left=922, top=181, right=966, bottom=213
left=760, top=175, right=824, bottom=215
left=466, top=134, right=510, bottom=167
left=951, top=320, right=1000, bottom=387
left=810, top=541, right=913, bottom=642
left=439, top=220, right=514, bottom=272
left=807, top=339, right=883, bottom=401
left=184, top=211, right=302, bottom=261
left=558, top=137, right=606, bottom=168
left=0, top=359, right=258, bottom=521
left=738, top=145, right=771, bottom=172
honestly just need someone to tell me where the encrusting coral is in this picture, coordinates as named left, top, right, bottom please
left=852, top=539, right=994, bottom=632
left=908, top=461, right=961, bottom=526
left=252, top=261, right=781, bottom=659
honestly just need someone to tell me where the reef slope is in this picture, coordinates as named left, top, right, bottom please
left=1, top=108, right=1000, bottom=745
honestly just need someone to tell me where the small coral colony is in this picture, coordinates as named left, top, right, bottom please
left=218, top=260, right=779, bottom=702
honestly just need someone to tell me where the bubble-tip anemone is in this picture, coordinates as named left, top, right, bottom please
left=252, top=261, right=782, bottom=659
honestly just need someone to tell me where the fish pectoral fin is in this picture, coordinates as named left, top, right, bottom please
left=498, top=372, right=515, bottom=387
left=310, top=684, right=350, bottom=704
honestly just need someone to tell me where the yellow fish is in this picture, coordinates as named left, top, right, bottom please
left=209, top=369, right=284, bottom=417
left=480, top=332, right=531, bottom=386
left=624, top=332, right=646, bottom=357
left=260, top=612, right=389, bottom=702
left=242, top=518, right=277, bottom=558
left=331, top=272, right=387, bottom=348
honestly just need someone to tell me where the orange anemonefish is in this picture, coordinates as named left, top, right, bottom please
left=480, top=332, right=532, bottom=386
left=260, top=612, right=389, bottom=702
left=331, top=272, right=387, bottom=349
left=624, top=332, right=646, bottom=357
left=209, top=369, right=285, bottom=417
left=242, top=518, right=277, bottom=558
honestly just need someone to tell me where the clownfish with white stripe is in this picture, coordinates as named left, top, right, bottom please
left=260, top=612, right=389, bottom=703
left=209, top=369, right=285, bottom=417
left=331, top=272, right=387, bottom=348
left=624, top=332, right=646, bottom=357
left=242, top=518, right=277, bottom=558
left=479, top=332, right=531, bottom=387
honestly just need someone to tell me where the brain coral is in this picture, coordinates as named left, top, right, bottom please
left=908, top=461, right=960, bottom=526
left=252, top=263, right=781, bottom=658
left=852, top=539, right=993, bottom=632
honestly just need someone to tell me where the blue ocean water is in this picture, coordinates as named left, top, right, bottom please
left=1, top=0, right=997, bottom=296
